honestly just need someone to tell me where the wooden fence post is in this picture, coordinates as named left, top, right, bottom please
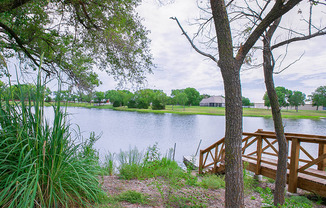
left=256, top=135, right=263, bottom=175
left=289, top=137, right=300, bottom=193
left=199, top=150, right=203, bottom=174
left=318, top=144, right=326, bottom=171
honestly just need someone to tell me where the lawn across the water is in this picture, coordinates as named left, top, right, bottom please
left=59, top=102, right=326, bottom=119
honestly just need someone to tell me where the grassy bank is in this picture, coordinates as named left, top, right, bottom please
left=61, top=102, right=326, bottom=119
left=98, top=145, right=322, bottom=208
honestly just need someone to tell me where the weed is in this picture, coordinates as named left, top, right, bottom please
left=199, top=174, right=225, bottom=189
left=102, top=151, right=115, bottom=176
left=256, top=187, right=314, bottom=208
left=116, top=190, right=150, bottom=204
left=243, top=162, right=258, bottom=192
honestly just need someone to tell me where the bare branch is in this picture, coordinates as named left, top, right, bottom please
left=235, top=0, right=302, bottom=65
left=310, top=0, right=326, bottom=6
left=274, top=52, right=305, bottom=74
left=170, top=17, right=218, bottom=63
left=271, top=30, right=326, bottom=50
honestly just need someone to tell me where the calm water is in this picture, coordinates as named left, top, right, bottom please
left=44, top=107, right=326, bottom=164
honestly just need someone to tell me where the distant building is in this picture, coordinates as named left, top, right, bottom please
left=254, top=103, right=268, bottom=109
left=200, top=96, right=225, bottom=107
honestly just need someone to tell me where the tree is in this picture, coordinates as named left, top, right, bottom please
left=288, top=91, right=306, bottom=112
left=174, top=92, right=188, bottom=111
left=242, top=97, right=251, bottom=107
left=134, top=89, right=155, bottom=109
left=172, top=1, right=303, bottom=206
left=105, top=90, right=120, bottom=104
left=119, top=90, right=134, bottom=106
left=94, top=91, right=105, bottom=105
left=310, top=86, right=326, bottom=110
left=263, top=87, right=292, bottom=109
left=263, top=92, right=271, bottom=108
left=0, top=0, right=152, bottom=90
left=152, top=90, right=167, bottom=110
left=184, top=87, right=201, bottom=106
left=261, top=2, right=325, bottom=204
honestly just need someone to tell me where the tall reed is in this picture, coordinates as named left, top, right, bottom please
left=0, top=72, right=104, bottom=207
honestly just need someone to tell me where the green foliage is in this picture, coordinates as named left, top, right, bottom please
left=199, top=174, right=225, bottom=189
left=171, top=88, right=201, bottom=106
left=243, top=169, right=258, bottom=192
left=152, top=99, right=165, bottom=110
left=0, top=75, right=105, bottom=207
left=288, top=91, right=306, bottom=112
left=102, top=152, right=115, bottom=176
left=184, top=87, right=201, bottom=106
left=95, top=91, right=105, bottom=105
left=263, top=86, right=292, bottom=108
left=116, top=190, right=150, bottom=204
left=309, top=86, right=326, bottom=110
left=137, top=100, right=149, bottom=109
left=0, top=0, right=153, bottom=90
left=127, top=99, right=137, bottom=108
left=174, top=92, right=188, bottom=109
left=113, top=100, right=121, bottom=107
left=256, top=187, right=313, bottom=208
left=242, top=96, right=252, bottom=106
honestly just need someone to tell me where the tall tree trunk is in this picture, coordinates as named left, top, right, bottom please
left=263, top=18, right=288, bottom=206
left=210, top=0, right=244, bottom=207
left=222, top=66, right=244, bottom=207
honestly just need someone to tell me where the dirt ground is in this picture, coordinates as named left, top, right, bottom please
left=100, top=175, right=326, bottom=208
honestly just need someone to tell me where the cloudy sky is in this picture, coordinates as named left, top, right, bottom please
left=96, top=0, right=326, bottom=103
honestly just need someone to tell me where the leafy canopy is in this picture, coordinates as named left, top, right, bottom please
left=0, top=0, right=152, bottom=90
left=263, top=86, right=292, bottom=108
left=309, top=86, right=326, bottom=109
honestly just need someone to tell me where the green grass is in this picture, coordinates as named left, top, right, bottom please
left=256, top=187, right=314, bottom=207
left=0, top=73, right=105, bottom=207
left=198, top=174, right=225, bottom=189
left=62, top=103, right=326, bottom=119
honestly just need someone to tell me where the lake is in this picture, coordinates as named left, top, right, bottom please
left=45, top=107, right=326, bottom=165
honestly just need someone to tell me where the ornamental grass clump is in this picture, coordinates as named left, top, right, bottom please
left=0, top=73, right=105, bottom=207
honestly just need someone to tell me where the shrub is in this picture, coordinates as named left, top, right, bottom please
left=151, top=99, right=165, bottom=110
left=136, top=100, right=149, bottom=109
left=127, top=100, right=137, bottom=108
left=0, top=73, right=105, bottom=207
left=113, top=100, right=121, bottom=107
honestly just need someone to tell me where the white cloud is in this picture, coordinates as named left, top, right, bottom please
left=96, top=0, right=326, bottom=103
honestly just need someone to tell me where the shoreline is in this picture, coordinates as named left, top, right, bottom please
left=54, top=102, right=326, bottom=120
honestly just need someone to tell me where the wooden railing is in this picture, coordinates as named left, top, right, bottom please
left=199, top=129, right=326, bottom=196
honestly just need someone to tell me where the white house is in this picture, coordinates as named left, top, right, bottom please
left=200, top=96, right=225, bottom=107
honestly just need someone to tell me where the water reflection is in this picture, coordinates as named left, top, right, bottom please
left=44, top=107, right=326, bottom=164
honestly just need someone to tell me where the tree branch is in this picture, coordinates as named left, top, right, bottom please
left=274, top=52, right=305, bottom=74
left=235, top=0, right=302, bottom=65
left=271, top=30, right=326, bottom=50
left=0, top=21, right=53, bottom=76
left=170, top=17, right=218, bottom=63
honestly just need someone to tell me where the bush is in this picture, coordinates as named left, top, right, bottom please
left=136, top=100, right=149, bottom=109
left=151, top=99, right=165, bottom=110
left=127, top=100, right=137, bottom=108
left=0, top=74, right=105, bottom=207
left=113, top=100, right=121, bottom=107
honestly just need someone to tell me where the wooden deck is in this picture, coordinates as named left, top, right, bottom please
left=199, top=129, right=326, bottom=197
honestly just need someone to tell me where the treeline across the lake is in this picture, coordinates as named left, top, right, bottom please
left=0, top=81, right=253, bottom=109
